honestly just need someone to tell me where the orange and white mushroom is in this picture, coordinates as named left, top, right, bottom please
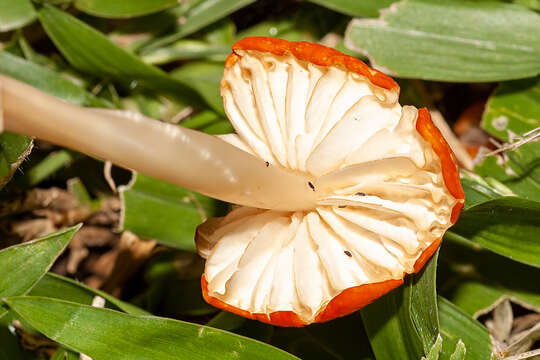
left=0, top=37, right=464, bottom=327
left=196, top=37, right=464, bottom=326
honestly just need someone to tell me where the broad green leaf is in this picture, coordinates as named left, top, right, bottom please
left=438, top=297, right=492, bottom=359
left=482, top=77, right=540, bottom=140
left=410, top=251, right=440, bottom=354
left=37, top=5, right=204, bottom=107
left=423, top=334, right=443, bottom=360
left=4, top=297, right=300, bottom=360
left=345, top=0, right=540, bottom=82
left=0, top=132, right=32, bottom=189
left=30, top=273, right=149, bottom=315
left=202, top=18, right=235, bottom=46
left=0, top=225, right=80, bottom=317
left=0, top=51, right=105, bottom=107
left=142, top=0, right=256, bottom=52
left=0, top=0, right=36, bottom=32
left=75, top=0, right=177, bottom=18
left=361, top=251, right=440, bottom=359
left=171, top=62, right=224, bottom=114
left=180, top=110, right=233, bottom=135
left=460, top=170, right=514, bottom=209
left=142, top=40, right=230, bottom=65
left=475, top=145, right=540, bottom=200
left=476, top=77, right=540, bottom=198
left=120, top=174, right=227, bottom=251
left=513, top=0, right=540, bottom=10
left=450, top=280, right=540, bottom=318
left=451, top=197, right=540, bottom=268
left=481, top=145, right=540, bottom=196
left=235, top=7, right=330, bottom=43
left=237, top=18, right=297, bottom=39
left=50, top=348, right=78, bottom=360
left=449, top=341, right=466, bottom=360
left=201, top=120, right=234, bottom=135
left=440, top=235, right=540, bottom=317
left=306, top=0, right=394, bottom=17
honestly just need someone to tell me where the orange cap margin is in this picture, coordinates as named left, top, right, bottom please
left=226, top=36, right=399, bottom=92
left=416, top=108, right=465, bottom=224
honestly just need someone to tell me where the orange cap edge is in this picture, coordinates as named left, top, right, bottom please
left=227, top=36, right=399, bottom=92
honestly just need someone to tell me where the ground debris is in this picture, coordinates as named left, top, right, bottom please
left=481, top=299, right=540, bottom=359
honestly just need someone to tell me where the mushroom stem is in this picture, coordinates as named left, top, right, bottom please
left=0, top=75, right=317, bottom=211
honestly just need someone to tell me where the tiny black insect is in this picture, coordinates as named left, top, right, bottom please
left=308, top=181, right=315, bottom=191
left=265, top=161, right=269, bottom=167
left=355, top=192, right=366, bottom=196
left=338, top=205, right=347, bottom=208
left=344, top=250, right=352, bottom=257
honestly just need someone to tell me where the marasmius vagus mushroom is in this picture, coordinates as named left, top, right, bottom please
left=0, top=37, right=464, bottom=327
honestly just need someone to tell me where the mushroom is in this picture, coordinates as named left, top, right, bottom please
left=196, top=37, right=464, bottom=326
left=0, top=36, right=464, bottom=327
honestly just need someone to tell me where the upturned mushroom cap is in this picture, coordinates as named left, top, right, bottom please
left=196, top=37, right=464, bottom=326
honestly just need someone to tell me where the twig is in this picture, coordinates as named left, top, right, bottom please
left=484, top=127, right=540, bottom=157
left=501, top=348, right=540, bottom=360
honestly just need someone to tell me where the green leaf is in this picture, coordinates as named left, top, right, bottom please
left=410, top=251, right=440, bottom=354
left=4, top=297, right=300, bottom=360
left=449, top=341, right=466, bottom=360
left=120, top=174, right=227, bottom=251
left=482, top=77, right=540, bottom=140
left=440, top=235, right=540, bottom=317
left=513, top=0, right=540, bottom=10
left=141, top=40, right=230, bottom=65
left=0, top=132, right=33, bottom=189
left=361, top=251, right=440, bottom=359
left=30, top=273, right=149, bottom=315
left=460, top=170, right=514, bottom=209
left=438, top=297, right=492, bottom=360
left=142, top=0, right=256, bottom=53
left=306, top=0, right=394, bottom=17
left=75, top=0, right=177, bottom=18
left=50, top=348, right=78, bottom=360
left=0, top=225, right=80, bottom=317
left=37, top=5, right=204, bottom=107
left=475, top=76, right=540, bottom=198
left=180, top=110, right=221, bottom=128
left=345, top=0, right=540, bottom=82
left=450, top=280, right=540, bottom=318
left=0, top=0, right=36, bottom=32
left=475, top=145, right=540, bottom=200
left=237, top=18, right=296, bottom=39
left=423, top=334, right=443, bottom=360
left=451, top=197, right=540, bottom=268
left=0, top=51, right=104, bottom=106
left=171, top=61, right=224, bottom=114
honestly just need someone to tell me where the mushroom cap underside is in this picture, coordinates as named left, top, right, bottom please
left=196, top=37, right=464, bottom=326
